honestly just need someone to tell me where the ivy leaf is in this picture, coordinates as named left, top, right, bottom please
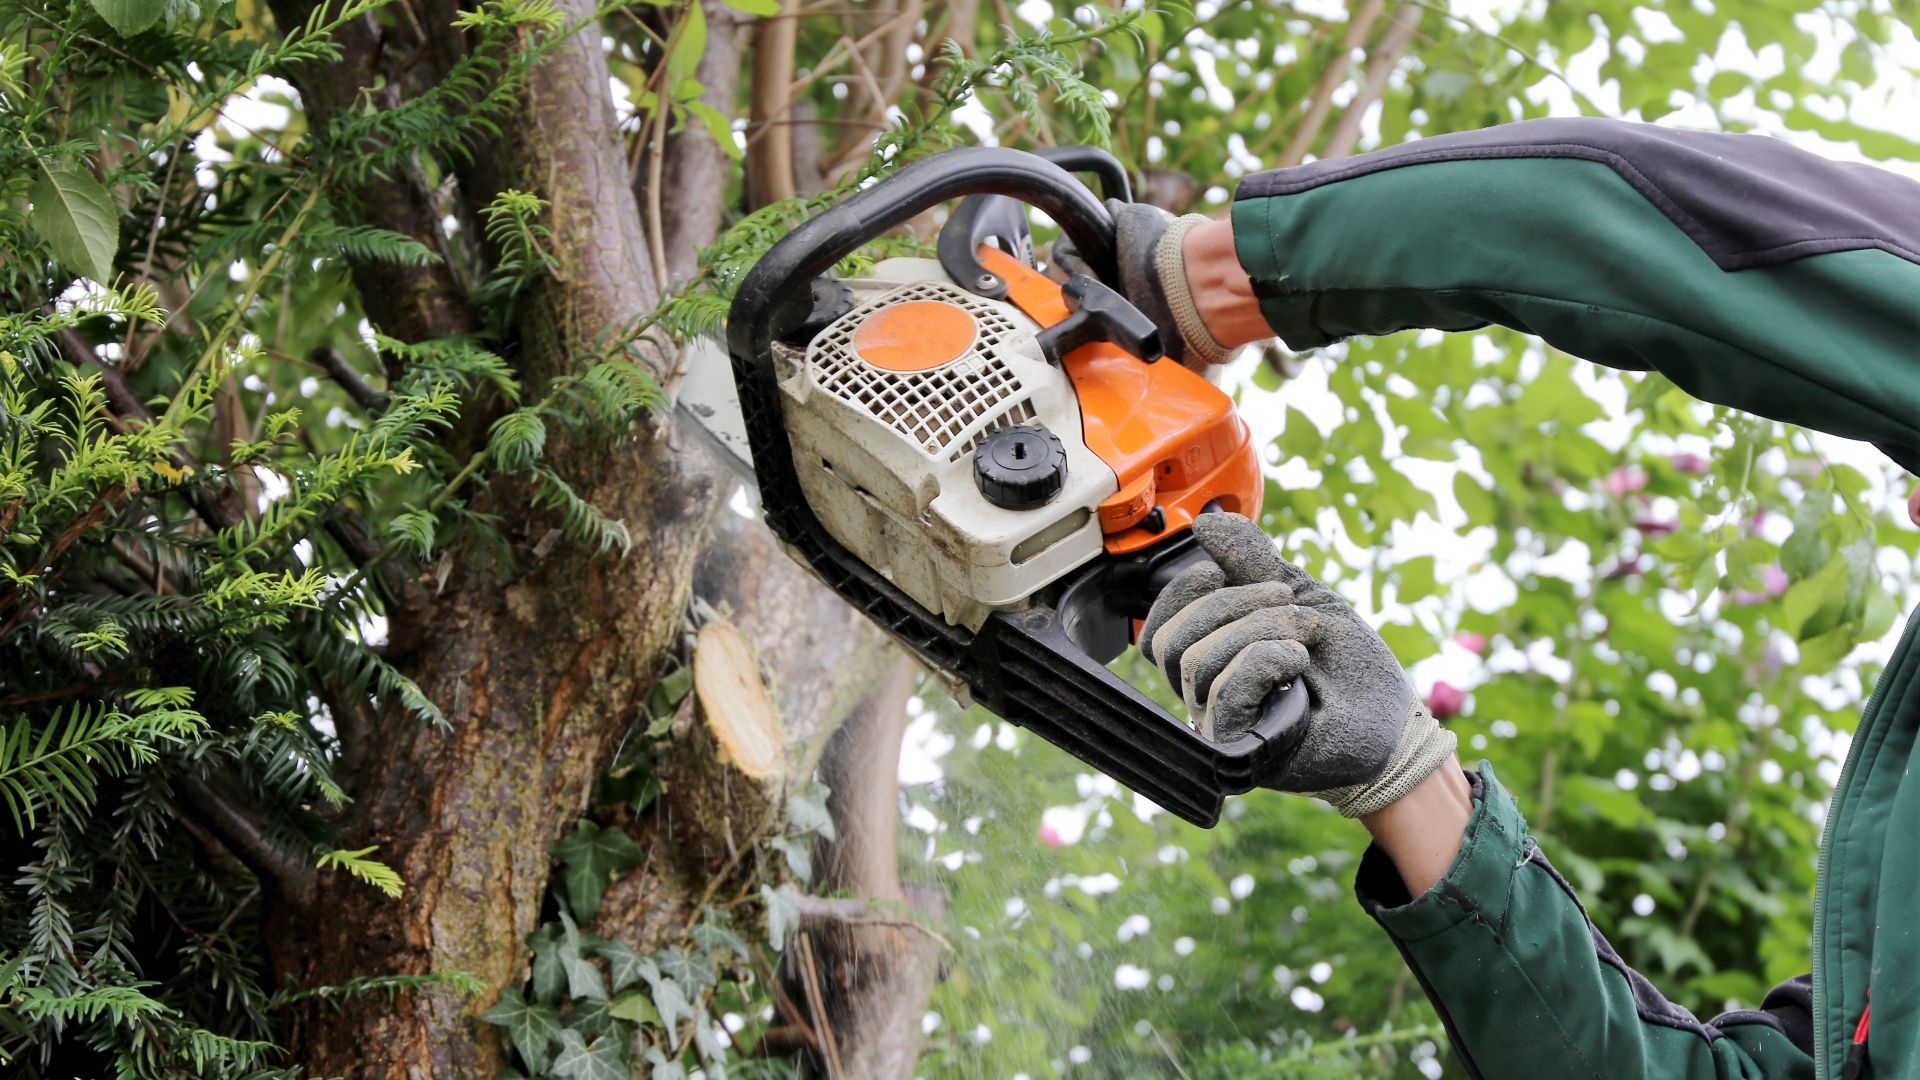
left=769, top=835, right=812, bottom=882
left=647, top=973, right=690, bottom=1042
left=556, top=909, right=607, bottom=1001
left=551, top=821, right=645, bottom=921
left=609, top=990, right=661, bottom=1026
left=786, top=780, right=835, bottom=840
left=654, top=945, right=715, bottom=990
left=88, top=0, right=165, bottom=35
left=761, top=884, right=799, bottom=951
left=479, top=988, right=562, bottom=1074
left=550, top=1029, right=627, bottom=1080
left=28, top=162, right=119, bottom=283
left=529, top=923, right=566, bottom=1004
left=567, top=996, right=617, bottom=1040
left=689, top=915, right=749, bottom=961
left=693, top=1008, right=726, bottom=1065
left=644, top=1047, right=687, bottom=1080
left=592, top=938, right=646, bottom=993
left=718, top=0, right=778, bottom=14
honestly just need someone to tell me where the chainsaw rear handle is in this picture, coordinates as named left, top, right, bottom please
left=727, top=147, right=1304, bottom=827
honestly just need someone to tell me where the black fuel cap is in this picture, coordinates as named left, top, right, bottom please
left=973, top=425, right=1069, bottom=510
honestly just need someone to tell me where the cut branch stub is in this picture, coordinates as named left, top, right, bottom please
left=692, top=621, right=785, bottom=779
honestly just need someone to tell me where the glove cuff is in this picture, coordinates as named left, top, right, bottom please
left=1154, top=213, right=1234, bottom=367
left=1321, top=700, right=1457, bottom=819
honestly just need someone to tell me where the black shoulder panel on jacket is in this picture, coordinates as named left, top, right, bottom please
left=1235, top=117, right=1920, bottom=271
left=1711, top=973, right=1816, bottom=1056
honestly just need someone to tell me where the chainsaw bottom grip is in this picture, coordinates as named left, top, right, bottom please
left=966, top=607, right=1310, bottom=826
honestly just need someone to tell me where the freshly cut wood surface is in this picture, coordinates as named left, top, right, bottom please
left=694, top=621, right=784, bottom=779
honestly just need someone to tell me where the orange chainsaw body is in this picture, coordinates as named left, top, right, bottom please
left=977, top=246, right=1265, bottom=554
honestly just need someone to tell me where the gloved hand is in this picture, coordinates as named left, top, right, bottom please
left=1055, top=200, right=1235, bottom=369
left=1139, top=513, right=1458, bottom=817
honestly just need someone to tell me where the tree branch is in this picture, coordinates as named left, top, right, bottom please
left=311, top=346, right=391, bottom=415
left=746, top=0, right=800, bottom=208
left=175, top=770, right=319, bottom=908
left=1320, top=3, right=1421, bottom=160
left=1275, top=0, right=1388, bottom=167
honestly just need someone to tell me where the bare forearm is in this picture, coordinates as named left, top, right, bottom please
left=1359, top=757, right=1472, bottom=896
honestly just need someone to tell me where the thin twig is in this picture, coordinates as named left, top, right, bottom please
left=794, top=932, right=845, bottom=1080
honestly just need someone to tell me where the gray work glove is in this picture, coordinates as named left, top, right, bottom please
left=1104, top=201, right=1234, bottom=370
left=1139, top=513, right=1458, bottom=817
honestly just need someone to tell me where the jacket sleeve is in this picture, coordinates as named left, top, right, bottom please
left=1229, top=117, right=1920, bottom=473
left=1356, top=764, right=1815, bottom=1080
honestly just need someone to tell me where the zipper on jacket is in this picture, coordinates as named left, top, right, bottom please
left=1813, top=610, right=1920, bottom=1079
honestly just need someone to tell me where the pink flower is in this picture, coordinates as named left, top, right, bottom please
left=1744, top=509, right=1768, bottom=534
left=1634, top=518, right=1677, bottom=538
left=1604, top=466, right=1648, bottom=498
left=1452, top=632, right=1487, bottom=656
left=1670, top=452, right=1711, bottom=475
left=1729, top=564, right=1789, bottom=606
left=1428, top=681, right=1466, bottom=720
left=1038, top=823, right=1066, bottom=848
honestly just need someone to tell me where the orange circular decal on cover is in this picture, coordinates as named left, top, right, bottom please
left=852, top=300, right=978, bottom=372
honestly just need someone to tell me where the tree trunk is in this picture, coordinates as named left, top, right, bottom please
left=259, top=1, right=946, bottom=1071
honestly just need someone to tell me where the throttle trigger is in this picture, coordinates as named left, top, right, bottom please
left=1035, top=274, right=1165, bottom=365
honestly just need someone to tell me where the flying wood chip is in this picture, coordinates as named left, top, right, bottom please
left=692, top=622, right=784, bottom=780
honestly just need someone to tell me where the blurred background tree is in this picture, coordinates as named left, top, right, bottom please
left=2, top=0, right=1917, bottom=1076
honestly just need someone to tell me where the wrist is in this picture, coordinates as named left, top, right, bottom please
left=1180, top=218, right=1271, bottom=350
left=1359, top=758, right=1472, bottom=897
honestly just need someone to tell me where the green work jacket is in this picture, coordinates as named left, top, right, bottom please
left=1230, top=118, right=1920, bottom=1079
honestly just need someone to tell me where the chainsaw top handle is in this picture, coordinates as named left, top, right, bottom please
left=730, top=147, right=1119, bottom=348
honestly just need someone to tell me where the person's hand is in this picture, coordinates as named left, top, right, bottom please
left=1139, top=512, right=1457, bottom=817
left=1104, top=200, right=1236, bottom=369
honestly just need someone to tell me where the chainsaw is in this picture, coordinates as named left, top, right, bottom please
left=722, top=146, right=1308, bottom=827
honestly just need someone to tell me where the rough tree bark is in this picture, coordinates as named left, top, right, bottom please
left=254, top=1, right=945, bottom=1074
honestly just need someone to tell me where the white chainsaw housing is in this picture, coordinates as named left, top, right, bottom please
left=777, top=258, right=1120, bottom=630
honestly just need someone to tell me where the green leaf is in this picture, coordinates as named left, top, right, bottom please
left=718, top=0, right=778, bottom=13
left=644, top=1047, right=688, bottom=1080
left=610, top=990, right=661, bottom=1026
left=592, top=938, right=646, bottom=993
left=761, top=884, right=799, bottom=951
left=1395, top=556, right=1438, bottom=603
left=689, top=913, right=749, bottom=961
left=551, top=821, right=646, bottom=921
left=556, top=910, right=607, bottom=1001
left=786, top=779, right=835, bottom=839
left=1378, top=621, right=1438, bottom=665
left=29, top=163, right=119, bottom=283
left=770, top=834, right=812, bottom=882
left=638, top=966, right=690, bottom=1041
left=480, top=988, right=563, bottom=1074
left=551, top=1029, right=627, bottom=1080
left=654, top=945, right=715, bottom=990
left=88, top=0, right=165, bottom=35
left=529, top=924, right=567, bottom=1004
left=665, top=1, right=706, bottom=90
left=684, top=101, right=740, bottom=159
left=1781, top=558, right=1847, bottom=640
left=567, top=996, right=618, bottom=1040
left=1452, top=472, right=1497, bottom=525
